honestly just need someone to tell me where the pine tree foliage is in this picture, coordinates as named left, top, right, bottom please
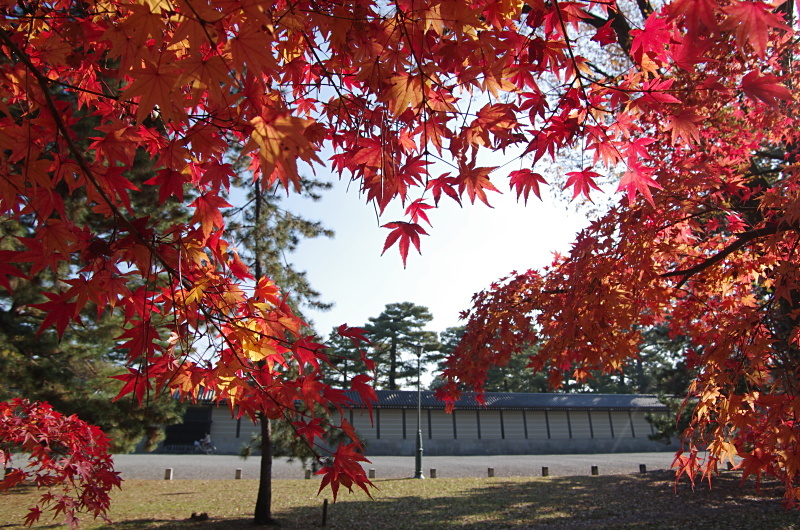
left=365, top=302, right=439, bottom=390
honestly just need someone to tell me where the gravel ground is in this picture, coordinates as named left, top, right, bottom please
left=111, top=452, right=679, bottom=481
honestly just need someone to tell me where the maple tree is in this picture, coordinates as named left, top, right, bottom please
left=1, top=0, right=799, bottom=524
left=0, top=399, right=121, bottom=527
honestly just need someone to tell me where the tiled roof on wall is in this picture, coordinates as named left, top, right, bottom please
left=186, top=388, right=667, bottom=411
left=345, top=390, right=667, bottom=411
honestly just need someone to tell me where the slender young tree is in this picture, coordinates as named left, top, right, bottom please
left=227, top=175, right=332, bottom=525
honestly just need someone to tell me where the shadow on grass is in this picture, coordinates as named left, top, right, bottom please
left=288, top=471, right=795, bottom=529
left=1, top=481, right=39, bottom=495
left=84, top=471, right=798, bottom=529
left=90, top=516, right=317, bottom=529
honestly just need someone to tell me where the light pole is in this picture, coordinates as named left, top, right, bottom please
left=413, top=344, right=425, bottom=479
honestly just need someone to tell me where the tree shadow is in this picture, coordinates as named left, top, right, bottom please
left=26, top=472, right=796, bottom=529
left=90, top=515, right=319, bottom=529
left=271, top=471, right=796, bottom=529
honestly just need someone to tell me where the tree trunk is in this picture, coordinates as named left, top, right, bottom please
left=252, top=184, right=275, bottom=526
left=253, top=417, right=274, bottom=525
left=389, top=337, right=397, bottom=390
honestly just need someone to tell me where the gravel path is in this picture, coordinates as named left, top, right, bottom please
left=111, top=452, right=678, bottom=481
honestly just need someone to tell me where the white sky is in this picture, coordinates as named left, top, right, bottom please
left=282, top=175, right=592, bottom=341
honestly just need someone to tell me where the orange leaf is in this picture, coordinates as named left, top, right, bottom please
left=190, top=193, right=232, bottom=238
left=382, top=74, right=423, bottom=118
left=123, top=59, right=183, bottom=123
left=458, top=165, right=500, bottom=206
left=246, top=115, right=321, bottom=191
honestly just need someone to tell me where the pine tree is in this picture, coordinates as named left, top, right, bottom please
left=0, top=149, right=187, bottom=453
left=321, top=327, right=371, bottom=388
left=365, top=302, right=438, bottom=390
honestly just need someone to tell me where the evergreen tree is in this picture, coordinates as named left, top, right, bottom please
left=227, top=176, right=333, bottom=319
left=0, top=149, right=187, bottom=453
left=321, top=327, right=371, bottom=388
left=365, top=302, right=438, bottom=390
left=637, top=325, right=696, bottom=445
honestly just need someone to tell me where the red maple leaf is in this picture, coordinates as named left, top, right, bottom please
left=509, top=169, right=548, bottom=204
left=426, top=174, right=461, bottom=206
left=458, top=165, right=500, bottom=206
left=190, top=193, right=232, bottom=238
left=564, top=168, right=602, bottom=201
left=664, top=109, right=704, bottom=145
left=350, top=374, right=378, bottom=423
left=111, top=368, right=151, bottom=405
left=405, top=199, right=434, bottom=226
left=316, top=443, right=373, bottom=502
left=617, top=160, right=661, bottom=206
left=144, top=169, right=187, bottom=202
left=741, top=70, right=793, bottom=107
left=23, top=506, right=42, bottom=527
left=381, top=221, right=428, bottom=267
left=721, top=1, right=790, bottom=58
left=336, top=324, right=371, bottom=348
left=31, top=292, right=80, bottom=338
left=292, top=418, right=326, bottom=445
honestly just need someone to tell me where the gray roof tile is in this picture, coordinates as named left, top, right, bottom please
left=346, top=390, right=666, bottom=411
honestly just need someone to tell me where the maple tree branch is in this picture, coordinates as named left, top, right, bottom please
left=0, top=27, right=291, bottom=409
left=0, top=27, right=173, bottom=274
left=661, top=224, right=792, bottom=287
left=580, top=11, right=633, bottom=55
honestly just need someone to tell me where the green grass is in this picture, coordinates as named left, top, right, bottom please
left=2, top=471, right=800, bottom=529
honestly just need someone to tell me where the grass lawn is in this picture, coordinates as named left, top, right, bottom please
left=2, top=471, right=799, bottom=529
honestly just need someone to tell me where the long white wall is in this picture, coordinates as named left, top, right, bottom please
left=171, top=406, right=673, bottom=456
left=342, top=408, right=670, bottom=456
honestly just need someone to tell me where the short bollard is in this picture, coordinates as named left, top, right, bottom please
left=542, top=466, right=549, bottom=477
left=235, top=468, right=242, bottom=480
left=430, top=468, right=437, bottom=479
left=591, top=465, right=599, bottom=476
left=639, top=464, right=647, bottom=474
left=368, top=468, right=376, bottom=479
left=488, top=468, right=495, bottom=478
left=322, top=499, right=328, bottom=527
left=305, top=469, right=312, bottom=479
left=164, top=468, right=173, bottom=480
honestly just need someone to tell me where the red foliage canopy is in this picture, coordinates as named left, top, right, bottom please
left=0, top=0, right=798, bottom=519
left=0, top=399, right=121, bottom=527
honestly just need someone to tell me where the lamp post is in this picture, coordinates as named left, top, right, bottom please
left=413, top=344, right=425, bottom=479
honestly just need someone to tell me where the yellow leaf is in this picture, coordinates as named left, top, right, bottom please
left=185, top=277, right=208, bottom=305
